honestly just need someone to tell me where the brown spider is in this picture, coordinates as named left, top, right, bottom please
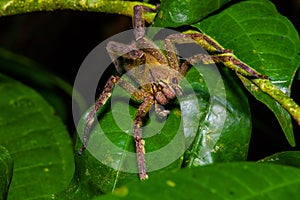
left=78, top=5, right=267, bottom=180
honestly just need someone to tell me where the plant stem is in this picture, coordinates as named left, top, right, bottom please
left=0, top=0, right=156, bottom=23
left=252, top=78, right=300, bottom=125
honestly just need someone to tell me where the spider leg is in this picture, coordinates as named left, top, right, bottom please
left=165, top=33, right=231, bottom=73
left=133, top=94, right=155, bottom=180
left=133, top=5, right=157, bottom=40
left=132, top=6, right=168, bottom=65
left=79, top=75, right=120, bottom=154
left=136, top=37, right=168, bottom=65
left=164, top=33, right=268, bottom=78
left=181, top=53, right=268, bottom=79
left=78, top=76, right=145, bottom=154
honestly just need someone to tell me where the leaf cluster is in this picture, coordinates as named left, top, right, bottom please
left=0, top=0, right=299, bottom=199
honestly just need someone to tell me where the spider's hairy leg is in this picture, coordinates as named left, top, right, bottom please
left=133, top=95, right=155, bottom=180
left=133, top=5, right=157, bottom=40
left=116, top=79, right=150, bottom=180
left=184, top=53, right=268, bottom=79
left=168, top=32, right=269, bottom=79
left=78, top=76, right=145, bottom=155
left=136, top=36, right=168, bottom=65
left=132, top=5, right=168, bottom=65
left=164, top=33, right=233, bottom=74
left=78, top=76, right=120, bottom=154
left=117, top=78, right=145, bottom=101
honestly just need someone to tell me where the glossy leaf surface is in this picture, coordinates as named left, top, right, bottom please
left=193, top=0, right=300, bottom=145
left=94, top=162, right=300, bottom=199
left=183, top=67, right=251, bottom=167
left=153, top=0, right=231, bottom=27
left=0, top=74, right=74, bottom=200
left=73, top=62, right=251, bottom=196
left=0, top=48, right=74, bottom=122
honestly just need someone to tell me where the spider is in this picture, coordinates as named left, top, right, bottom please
left=78, top=5, right=267, bottom=180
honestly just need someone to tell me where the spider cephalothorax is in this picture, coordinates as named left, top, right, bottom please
left=78, top=5, right=267, bottom=180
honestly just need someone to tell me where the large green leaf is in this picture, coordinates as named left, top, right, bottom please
left=72, top=86, right=185, bottom=197
left=153, top=0, right=231, bottom=27
left=0, top=48, right=75, bottom=123
left=237, top=75, right=296, bottom=145
left=193, top=0, right=300, bottom=145
left=0, top=146, right=13, bottom=200
left=94, top=162, right=300, bottom=199
left=183, top=66, right=251, bottom=167
left=0, top=74, right=74, bottom=200
left=72, top=60, right=251, bottom=197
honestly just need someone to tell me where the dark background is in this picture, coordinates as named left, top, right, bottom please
left=0, top=0, right=299, bottom=160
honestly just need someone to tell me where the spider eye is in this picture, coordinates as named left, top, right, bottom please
left=171, top=77, right=178, bottom=84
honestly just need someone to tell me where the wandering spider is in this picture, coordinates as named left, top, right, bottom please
left=78, top=5, right=267, bottom=180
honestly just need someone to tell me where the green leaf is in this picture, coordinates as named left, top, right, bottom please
left=0, top=48, right=75, bottom=122
left=258, top=151, right=300, bottom=169
left=72, top=62, right=251, bottom=196
left=0, top=73, right=74, bottom=200
left=153, top=0, right=231, bottom=27
left=73, top=86, right=185, bottom=196
left=237, top=75, right=295, bottom=146
left=183, top=67, right=251, bottom=167
left=193, top=0, right=300, bottom=145
left=93, top=162, right=300, bottom=199
left=0, top=146, right=13, bottom=200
